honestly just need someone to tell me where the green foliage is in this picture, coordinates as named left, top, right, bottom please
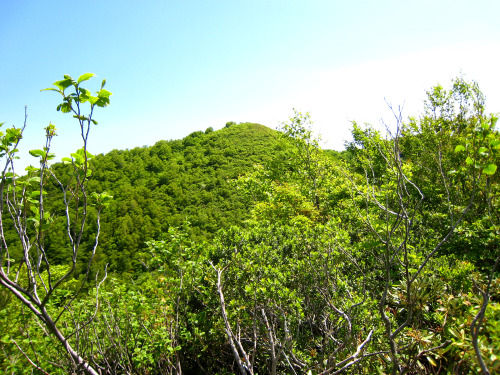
left=1, top=74, right=114, bottom=375
left=3, top=76, right=500, bottom=374
left=208, top=220, right=371, bottom=373
left=43, top=73, right=110, bottom=114
left=39, top=122, right=282, bottom=274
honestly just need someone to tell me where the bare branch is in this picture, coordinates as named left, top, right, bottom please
left=11, top=339, right=51, bottom=375
left=318, top=330, right=374, bottom=375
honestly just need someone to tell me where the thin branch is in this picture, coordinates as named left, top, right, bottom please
left=318, top=330, right=374, bottom=375
left=11, top=339, right=51, bottom=375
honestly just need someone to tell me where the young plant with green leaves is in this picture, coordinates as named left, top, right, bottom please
left=0, top=74, right=112, bottom=375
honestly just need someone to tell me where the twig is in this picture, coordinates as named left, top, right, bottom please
left=11, top=339, right=51, bottom=375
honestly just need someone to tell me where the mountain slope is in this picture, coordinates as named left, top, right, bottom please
left=46, top=123, right=281, bottom=273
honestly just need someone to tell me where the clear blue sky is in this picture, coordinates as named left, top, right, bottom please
left=1, top=0, right=500, bottom=171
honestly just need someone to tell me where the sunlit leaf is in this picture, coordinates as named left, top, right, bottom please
left=98, top=89, right=112, bottom=98
left=490, top=140, right=500, bottom=149
left=53, top=78, right=73, bottom=91
left=77, top=73, right=95, bottom=84
left=428, top=357, right=437, bottom=367
left=478, top=147, right=488, bottom=155
left=29, top=149, right=46, bottom=158
left=483, top=164, right=497, bottom=175
left=41, top=87, right=60, bottom=93
left=87, top=96, right=99, bottom=105
left=24, top=165, right=39, bottom=173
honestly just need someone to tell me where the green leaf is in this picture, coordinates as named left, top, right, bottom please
left=98, top=89, right=112, bottom=98
left=29, top=149, right=46, bottom=158
left=58, top=102, right=72, bottom=113
left=466, top=156, right=474, bottom=165
left=78, top=87, right=90, bottom=96
left=70, top=152, right=84, bottom=164
left=52, top=78, right=73, bottom=91
left=483, top=164, right=497, bottom=175
left=490, top=140, right=500, bottom=149
left=87, top=96, right=99, bottom=105
left=25, top=165, right=39, bottom=173
left=478, top=147, right=489, bottom=155
left=73, top=115, right=88, bottom=121
left=428, top=357, right=437, bottom=367
left=454, top=145, right=466, bottom=152
left=77, top=73, right=95, bottom=84
left=30, top=191, right=42, bottom=198
left=41, top=87, right=60, bottom=93
left=94, top=97, right=110, bottom=107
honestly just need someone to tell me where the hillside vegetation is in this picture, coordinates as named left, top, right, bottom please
left=42, top=122, right=283, bottom=274
left=1, top=75, right=499, bottom=374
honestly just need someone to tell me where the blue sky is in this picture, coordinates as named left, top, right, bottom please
left=1, top=0, right=500, bottom=171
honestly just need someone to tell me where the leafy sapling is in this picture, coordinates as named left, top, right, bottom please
left=0, top=74, right=112, bottom=375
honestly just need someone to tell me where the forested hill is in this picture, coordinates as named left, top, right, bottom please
left=3, top=77, right=500, bottom=374
left=47, top=122, right=283, bottom=273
